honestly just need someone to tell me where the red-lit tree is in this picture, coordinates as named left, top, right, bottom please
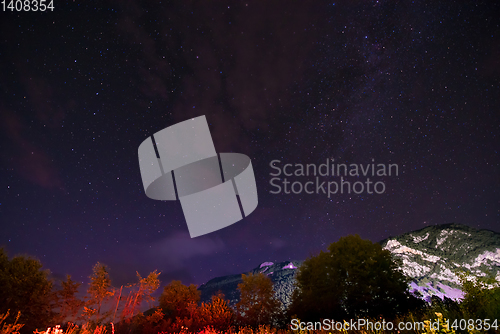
left=236, top=272, right=281, bottom=327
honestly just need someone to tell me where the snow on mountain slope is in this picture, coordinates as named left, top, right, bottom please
left=381, top=223, right=500, bottom=301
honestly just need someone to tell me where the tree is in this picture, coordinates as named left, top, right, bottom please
left=54, top=275, right=84, bottom=324
left=236, top=272, right=281, bottom=327
left=196, top=293, right=234, bottom=331
left=0, top=248, right=54, bottom=333
left=159, top=280, right=200, bottom=320
left=289, top=234, right=420, bottom=321
left=136, top=270, right=161, bottom=309
left=119, top=270, right=161, bottom=320
left=84, top=262, right=114, bottom=322
left=458, top=271, right=500, bottom=320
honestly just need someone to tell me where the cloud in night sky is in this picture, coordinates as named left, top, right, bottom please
left=149, top=232, right=225, bottom=267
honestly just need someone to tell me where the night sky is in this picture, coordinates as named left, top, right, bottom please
left=1, top=1, right=499, bottom=289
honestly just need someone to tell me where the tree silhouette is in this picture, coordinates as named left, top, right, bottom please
left=0, top=248, right=54, bottom=333
left=289, top=234, right=420, bottom=320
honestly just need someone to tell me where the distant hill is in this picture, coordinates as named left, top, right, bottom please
left=198, top=224, right=500, bottom=306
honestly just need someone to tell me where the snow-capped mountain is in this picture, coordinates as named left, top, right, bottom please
left=381, top=223, right=500, bottom=302
left=198, top=224, right=500, bottom=306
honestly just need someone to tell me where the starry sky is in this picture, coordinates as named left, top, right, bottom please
left=1, top=1, right=499, bottom=288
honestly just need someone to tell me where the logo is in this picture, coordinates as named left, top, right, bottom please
left=268, top=159, right=398, bottom=197
left=138, top=116, right=258, bottom=237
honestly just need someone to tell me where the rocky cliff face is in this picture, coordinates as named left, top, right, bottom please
left=198, top=224, right=500, bottom=306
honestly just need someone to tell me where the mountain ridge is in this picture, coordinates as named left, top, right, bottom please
left=198, top=223, right=500, bottom=306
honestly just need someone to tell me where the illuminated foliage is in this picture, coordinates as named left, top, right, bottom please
left=0, top=310, right=24, bottom=334
left=236, top=273, right=281, bottom=327
left=118, top=270, right=161, bottom=321
left=136, top=270, right=161, bottom=309
left=197, top=293, right=233, bottom=330
left=85, top=262, right=114, bottom=323
left=54, top=275, right=84, bottom=324
left=159, top=280, right=200, bottom=320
